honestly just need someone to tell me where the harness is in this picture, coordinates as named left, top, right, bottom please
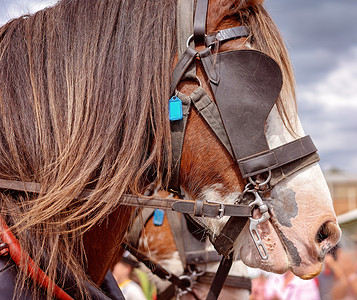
left=0, top=0, right=320, bottom=299
left=123, top=208, right=252, bottom=300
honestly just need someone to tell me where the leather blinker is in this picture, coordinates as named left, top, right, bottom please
left=206, top=49, right=283, bottom=163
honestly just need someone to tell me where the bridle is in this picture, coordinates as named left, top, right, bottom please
left=0, top=0, right=320, bottom=299
left=168, top=0, right=319, bottom=258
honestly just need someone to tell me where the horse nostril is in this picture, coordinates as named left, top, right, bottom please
left=315, top=221, right=341, bottom=244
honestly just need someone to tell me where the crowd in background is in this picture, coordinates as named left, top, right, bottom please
left=112, top=245, right=357, bottom=300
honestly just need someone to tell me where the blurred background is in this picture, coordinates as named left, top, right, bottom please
left=0, top=1, right=356, bottom=299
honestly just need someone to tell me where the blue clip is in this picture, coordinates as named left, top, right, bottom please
left=169, top=96, right=183, bottom=121
left=153, top=209, right=165, bottom=226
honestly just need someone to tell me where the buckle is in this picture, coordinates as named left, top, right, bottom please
left=207, top=200, right=225, bottom=219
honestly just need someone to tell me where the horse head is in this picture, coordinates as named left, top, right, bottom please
left=178, top=0, right=341, bottom=279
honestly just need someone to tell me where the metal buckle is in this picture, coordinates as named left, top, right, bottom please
left=206, top=200, right=225, bottom=219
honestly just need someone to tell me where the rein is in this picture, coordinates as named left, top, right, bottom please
left=0, top=215, right=73, bottom=300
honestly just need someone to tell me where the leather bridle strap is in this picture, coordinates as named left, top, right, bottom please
left=193, top=0, right=209, bottom=42
left=0, top=179, right=252, bottom=219
left=205, top=253, right=233, bottom=300
left=238, top=135, right=318, bottom=178
left=170, top=26, right=250, bottom=95
left=212, top=217, right=248, bottom=257
left=121, top=242, right=200, bottom=299
left=198, top=272, right=252, bottom=291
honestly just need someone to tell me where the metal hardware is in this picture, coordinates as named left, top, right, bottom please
left=206, top=200, right=225, bottom=219
left=176, top=270, right=200, bottom=299
left=248, top=191, right=270, bottom=260
left=0, top=242, right=9, bottom=256
left=186, top=33, right=212, bottom=49
left=248, top=170, right=272, bottom=188
left=165, top=273, right=173, bottom=280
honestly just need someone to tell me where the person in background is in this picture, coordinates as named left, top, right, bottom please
left=250, top=272, right=268, bottom=300
left=264, top=270, right=321, bottom=300
left=112, top=252, right=147, bottom=300
left=324, top=247, right=357, bottom=300
left=318, top=245, right=341, bottom=300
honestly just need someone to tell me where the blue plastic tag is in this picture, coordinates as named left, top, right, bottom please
left=153, top=209, right=165, bottom=226
left=169, top=96, right=183, bottom=121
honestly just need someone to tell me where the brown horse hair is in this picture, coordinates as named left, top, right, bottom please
left=0, top=0, right=297, bottom=298
left=0, top=0, right=176, bottom=297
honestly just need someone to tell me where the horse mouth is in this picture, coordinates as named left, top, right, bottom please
left=262, top=210, right=339, bottom=278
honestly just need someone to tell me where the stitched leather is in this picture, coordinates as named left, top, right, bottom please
left=190, top=87, right=233, bottom=156
left=238, top=135, right=317, bottom=178
left=270, top=152, right=320, bottom=186
left=172, top=201, right=252, bottom=218
left=205, top=26, right=250, bottom=47
left=208, top=49, right=283, bottom=160
left=199, top=48, right=220, bottom=84
left=170, top=47, right=197, bottom=95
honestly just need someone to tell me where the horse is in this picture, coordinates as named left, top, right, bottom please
left=0, top=0, right=341, bottom=299
left=125, top=203, right=251, bottom=300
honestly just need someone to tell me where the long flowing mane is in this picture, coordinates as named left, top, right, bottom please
left=0, top=0, right=296, bottom=298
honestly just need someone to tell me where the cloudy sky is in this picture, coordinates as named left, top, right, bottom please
left=0, top=0, right=356, bottom=174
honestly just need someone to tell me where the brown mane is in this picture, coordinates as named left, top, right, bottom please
left=0, top=0, right=297, bottom=298
left=0, top=0, right=176, bottom=297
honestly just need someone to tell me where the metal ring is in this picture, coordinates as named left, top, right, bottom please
left=175, top=76, right=202, bottom=95
left=194, top=76, right=202, bottom=87
left=186, top=34, right=194, bottom=48
left=248, top=170, right=272, bottom=187
left=185, top=34, right=211, bottom=49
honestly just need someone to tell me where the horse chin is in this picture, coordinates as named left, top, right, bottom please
left=235, top=218, right=289, bottom=275
left=235, top=214, right=326, bottom=279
